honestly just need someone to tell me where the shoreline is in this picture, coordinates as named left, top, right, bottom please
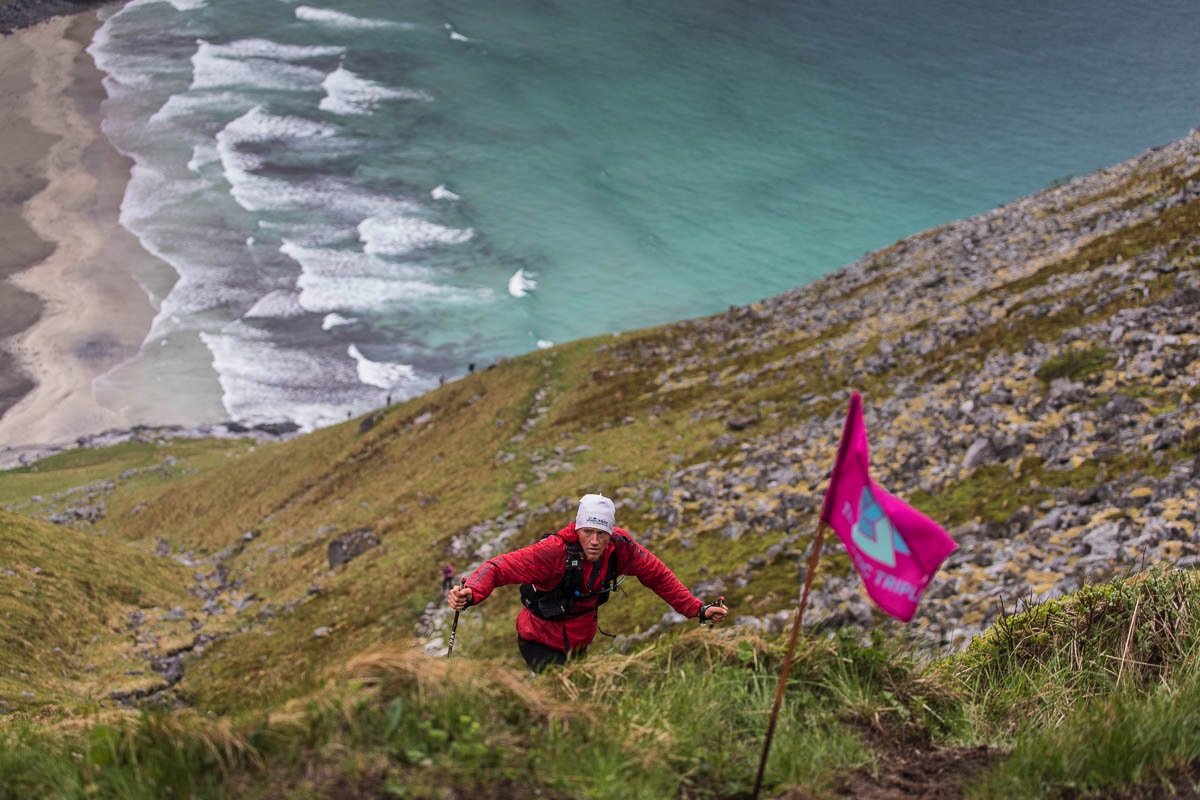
left=0, top=419, right=303, bottom=470
left=0, top=11, right=166, bottom=450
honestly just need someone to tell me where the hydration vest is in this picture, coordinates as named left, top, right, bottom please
left=519, top=533, right=620, bottom=620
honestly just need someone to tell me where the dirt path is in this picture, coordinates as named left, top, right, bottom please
left=833, top=743, right=996, bottom=799
left=823, top=734, right=1200, bottom=800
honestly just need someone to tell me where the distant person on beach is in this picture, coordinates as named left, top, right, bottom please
left=447, top=493, right=727, bottom=672
left=441, top=563, right=455, bottom=594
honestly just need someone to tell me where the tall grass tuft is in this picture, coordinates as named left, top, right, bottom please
left=0, top=710, right=256, bottom=800
left=970, top=677, right=1200, bottom=798
left=945, top=568, right=1200, bottom=734
left=951, top=568, right=1200, bottom=798
left=0, top=724, right=81, bottom=800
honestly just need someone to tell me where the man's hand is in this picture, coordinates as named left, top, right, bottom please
left=447, top=584, right=473, bottom=611
left=699, top=598, right=728, bottom=625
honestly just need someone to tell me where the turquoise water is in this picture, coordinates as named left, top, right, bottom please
left=88, top=0, right=1200, bottom=430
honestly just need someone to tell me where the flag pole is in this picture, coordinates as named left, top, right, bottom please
left=751, top=519, right=829, bottom=800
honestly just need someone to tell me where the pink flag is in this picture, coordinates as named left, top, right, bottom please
left=819, top=391, right=956, bottom=622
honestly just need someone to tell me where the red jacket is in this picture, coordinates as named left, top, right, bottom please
left=462, top=522, right=703, bottom=653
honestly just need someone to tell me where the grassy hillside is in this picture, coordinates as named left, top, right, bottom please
left=0, top=128, right=1198, bottom=798
left=0, top=507, right=198, bottom=711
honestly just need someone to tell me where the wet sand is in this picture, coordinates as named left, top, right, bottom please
left=0, top=10, right=158, bottom=449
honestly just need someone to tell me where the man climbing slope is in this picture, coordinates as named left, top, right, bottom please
left=447, top=492, right=727, bottom=671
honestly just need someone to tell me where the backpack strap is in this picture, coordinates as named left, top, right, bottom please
left=519, top=532, right=621, bottom=619
left=583, top=544, right=621, bottom=607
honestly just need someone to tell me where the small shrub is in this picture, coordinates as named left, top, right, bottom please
left=1034, top=345, right=1115, bottom=384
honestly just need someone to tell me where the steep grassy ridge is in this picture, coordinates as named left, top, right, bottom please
left=0, top=509, right=197, bottom=710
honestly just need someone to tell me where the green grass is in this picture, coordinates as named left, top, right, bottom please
left=12, top=569, right=1198, bottom=800
left=0, top=627, right=957, bottom=799
left=0, top=438, right=260, bottom=520
left=955, top=569, right=1200, bottom=798
left=944, top=569, right=1200, bottom=732
left=971, top=681, right=1200, bottom=799
left=0, top=510, right=198, bottom=712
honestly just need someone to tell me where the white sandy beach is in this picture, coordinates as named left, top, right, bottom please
left=0, top=12, right=158, bottom=450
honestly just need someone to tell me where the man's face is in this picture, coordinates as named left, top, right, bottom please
left=577, top=527, right=611, bottom=562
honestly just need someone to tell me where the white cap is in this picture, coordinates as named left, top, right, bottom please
left=575, top=493, right=615, bottom=535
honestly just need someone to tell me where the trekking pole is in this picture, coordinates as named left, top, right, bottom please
left=446, top=577, right=466, bottom=658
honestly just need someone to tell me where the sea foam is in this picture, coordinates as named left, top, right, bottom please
left=319, top=65, right=432, bottom=115
left=322, top=313, right=357, bottom=330
left=199, top=327, right=436, bottom=430
left=281, top=239, right=487, bottom=313
left=507, top=268, right=537, bottom=298
left=296, top=6, right=407, bottom=30
left=215, top=107, right=341, bottom=212
left=199, top=329, right=365, bottom=430
left=358, top=214, right=474, bottom=256
left=348, top=344, right=420, bottom=389
left=297, top=273, right=489, bottom=314
left=191, top=40, right=332, bottom=92
left=151, top=91, right=254, bottom=127
left=244, top=290, right=307, bottom=319
left=280, top=239, right=436, bottom=280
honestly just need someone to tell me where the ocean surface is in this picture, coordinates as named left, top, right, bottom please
left=85, top=0, right=1200, bottom=432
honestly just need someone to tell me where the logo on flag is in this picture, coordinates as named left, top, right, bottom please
left=820, top=392, right=956, bottom=621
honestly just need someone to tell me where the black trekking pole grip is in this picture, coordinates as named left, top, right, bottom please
left=700, top=596, right=726, bottom=627
left=446, top=577, right=467, bottom=658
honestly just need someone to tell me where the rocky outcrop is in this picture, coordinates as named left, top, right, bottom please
left=328, top=527, right=381, bottom=569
